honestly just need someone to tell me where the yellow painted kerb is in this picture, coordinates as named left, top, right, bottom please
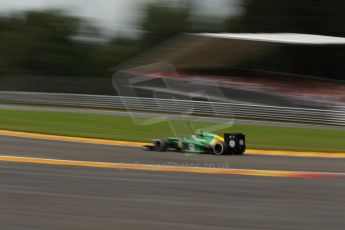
left=0, top=129, right=146, bottom=147
left=0, top=129, right=345, bottom=158
left=0, top=155, right=342, bottom=178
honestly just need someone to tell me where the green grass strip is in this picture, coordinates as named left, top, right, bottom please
left=0, top=109, right=344, bottom=152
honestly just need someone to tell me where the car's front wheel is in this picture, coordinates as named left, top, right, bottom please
left=213, top=142, right=225, bottom=155
left=154, top=139, right=167, bottom=151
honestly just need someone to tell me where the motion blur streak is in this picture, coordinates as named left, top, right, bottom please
left=0, top=129, right=147, bottom=147
left=0, top=155, right=343, bottom=179
left=245, top=149, right=345, bottom=159
left=1, top=129, right=345, bottom=158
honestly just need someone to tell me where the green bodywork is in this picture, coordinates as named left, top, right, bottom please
left=161, top=130, right=223, bottom=153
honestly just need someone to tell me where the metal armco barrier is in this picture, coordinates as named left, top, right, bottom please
left=0, top=91, right=344, bottom=126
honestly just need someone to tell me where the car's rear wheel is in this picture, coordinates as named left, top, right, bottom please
left=154, top=139, right=166, bottom=151
left=213, top=142, right=225, bottom=155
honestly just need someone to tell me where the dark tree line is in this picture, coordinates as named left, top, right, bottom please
left=0, top=1, right=344, bottom=83
left=0, top=3, right=194, bottom=79
left=0, top=10, right=141, bottom=78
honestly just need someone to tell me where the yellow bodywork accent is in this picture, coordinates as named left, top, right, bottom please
left=210, top=135, right=224, bottom=145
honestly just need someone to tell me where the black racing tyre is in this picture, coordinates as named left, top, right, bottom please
left=233, top=146, right=246, bottom=155
left=154, top=139, right=167, bottom=151
left=236, top=143, right=246, bottom=155
left=213, top=142, right=225, bottom=155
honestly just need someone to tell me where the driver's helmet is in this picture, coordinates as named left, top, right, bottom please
left=196, top=130, right=205, bottom=138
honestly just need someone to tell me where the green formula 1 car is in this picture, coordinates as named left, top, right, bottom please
left=144, top=130, right=245, bottom=155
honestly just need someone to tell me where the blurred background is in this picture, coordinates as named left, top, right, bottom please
left=1, top=3, right=345, bottom=229
left=0, top=0, right=344, bottom=107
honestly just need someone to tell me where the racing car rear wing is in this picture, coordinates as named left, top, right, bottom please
left=224, top=133, right=246, bottom=155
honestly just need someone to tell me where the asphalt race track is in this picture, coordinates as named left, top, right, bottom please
left=0, top=135, right=344, bottom=230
